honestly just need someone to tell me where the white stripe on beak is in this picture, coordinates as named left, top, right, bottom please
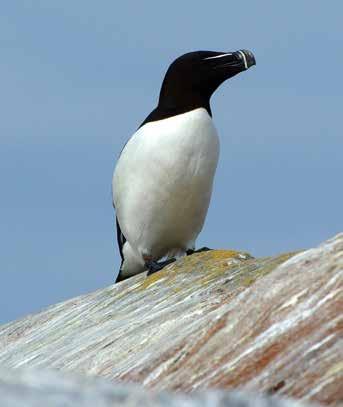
left=238, top=50, right=248, bottom=69
left=204, top=53, right=233, bottom=60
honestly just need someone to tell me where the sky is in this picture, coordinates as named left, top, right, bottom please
left=1, top=1, right=342, bottom=324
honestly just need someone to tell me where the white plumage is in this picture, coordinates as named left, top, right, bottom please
left=113, top=107, right=219, bottom=278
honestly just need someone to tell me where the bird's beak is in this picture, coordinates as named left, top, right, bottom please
left=235, top=49, right=256, bottom=70
left=209, top=49, right=256, bottom=71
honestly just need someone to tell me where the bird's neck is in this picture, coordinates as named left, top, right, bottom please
left=157, top=91, right=212, bottom=118
left=138, top=88, right=212, bottom=128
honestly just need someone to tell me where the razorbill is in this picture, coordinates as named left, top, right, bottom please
left=113, top=49, right=256, bottom=282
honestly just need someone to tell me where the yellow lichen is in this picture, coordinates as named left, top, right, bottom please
left=140, top=271, right=166, bottom=290
left=136, top=250, right=299, bottom=292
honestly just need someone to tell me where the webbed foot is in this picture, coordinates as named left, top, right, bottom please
left=145, top=258, right=176, bottom=276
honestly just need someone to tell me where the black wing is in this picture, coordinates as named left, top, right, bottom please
left=116, top=216, right=126, bottom=265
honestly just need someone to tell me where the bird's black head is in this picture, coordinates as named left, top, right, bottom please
left=158, top=50, right=256, bottom=116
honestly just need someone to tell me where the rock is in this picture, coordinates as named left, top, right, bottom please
left=0, top=234, right=342, bottom=406
left=0, top=367, right=315, bottom=407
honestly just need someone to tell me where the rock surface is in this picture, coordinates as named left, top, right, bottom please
left=0, top=234, right=342, bottom=406
left=0, top=368, right=311, bottom=407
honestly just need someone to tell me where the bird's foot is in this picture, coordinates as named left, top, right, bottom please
left=186, top=247, right=212, bottom=255
left=145, top=258, right=176, bottom=276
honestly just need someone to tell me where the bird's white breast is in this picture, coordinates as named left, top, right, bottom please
left=113, top=108, right=219, bottom=259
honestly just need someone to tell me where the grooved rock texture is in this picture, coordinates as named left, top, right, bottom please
left=0, top=368, right=312, bottom=407
left=0, top=234, right=342, bottom=406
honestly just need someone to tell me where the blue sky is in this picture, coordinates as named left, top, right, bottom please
left=1, top=1, right=342, bottom=324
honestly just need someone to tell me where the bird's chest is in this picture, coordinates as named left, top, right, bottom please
left=113, top=109, right=220, bottom=253
left=133, top=109, right=219, bottom=185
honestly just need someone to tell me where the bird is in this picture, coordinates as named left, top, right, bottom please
left=112, top=49, right=256, bottom=282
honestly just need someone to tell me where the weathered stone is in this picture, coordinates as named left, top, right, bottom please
left=0, top=234, right=342, bottom=406
left=0, top=368, right=315, bottom=407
